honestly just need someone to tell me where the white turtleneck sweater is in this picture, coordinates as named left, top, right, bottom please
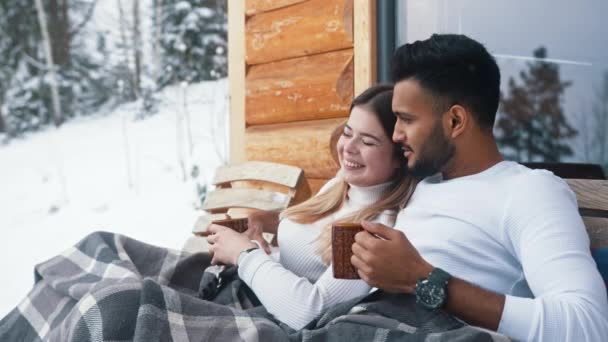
left=396, top=161, right=608, bottom=341
left=237, top=177, right=396, bottom=330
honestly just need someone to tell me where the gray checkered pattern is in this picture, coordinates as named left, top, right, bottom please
left=0, top=231, right=510, bottom=341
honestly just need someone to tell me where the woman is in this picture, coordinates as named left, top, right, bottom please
left=207, top=84, right=417, bottom=330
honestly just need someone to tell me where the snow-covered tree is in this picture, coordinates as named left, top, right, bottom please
left=159, top=0, right=227, bottom=87
left=0, top=0, right=118, bottom=137
left=1, top=0, right=229, bottom=138
left=0, top=0, right=41, bottom=134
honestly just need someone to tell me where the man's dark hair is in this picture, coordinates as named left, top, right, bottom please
left=391, top=34, right=501, bottom=129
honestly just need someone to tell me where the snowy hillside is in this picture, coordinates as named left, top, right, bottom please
left=0, top=80, right=228, bottom=317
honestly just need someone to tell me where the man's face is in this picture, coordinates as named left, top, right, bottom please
left=392, top=79, right=455, bottom=178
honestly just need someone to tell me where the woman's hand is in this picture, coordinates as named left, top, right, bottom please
left=243, top=211, right=280, bottom=254
left=206, top=224, right=257, bottom=266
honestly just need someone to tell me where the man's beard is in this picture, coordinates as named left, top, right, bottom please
left=407, top=121, right=455, bottom=178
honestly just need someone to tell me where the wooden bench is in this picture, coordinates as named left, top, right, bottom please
left=184, top=161, right=310, bottom=252
left=202, top=161, right=309, bottom=215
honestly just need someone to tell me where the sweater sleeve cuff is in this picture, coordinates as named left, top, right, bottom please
left=237, top=248, right=272, bottom=285
left=497, top=295, right=535, bottom=341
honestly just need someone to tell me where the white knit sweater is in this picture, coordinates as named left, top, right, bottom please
left=396, top=161, right=608, bottom=341
left=237, top=178, right=396, bottom=330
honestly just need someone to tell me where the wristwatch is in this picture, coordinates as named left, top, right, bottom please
left=414, top=267, right=451, bottom=310
left=236, top=246, right=259, bottom=266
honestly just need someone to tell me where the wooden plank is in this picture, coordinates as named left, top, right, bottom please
left=567, top=179, right=608, bottom=214
left=565, top=179, right=608, bottom=248
left=182, top=235, right=209, bottom=253
left=229, top=180, right=294, bottom=196
left=192, top=213, right=229, bottom=235
left=203, top=188, right=291, bottom=213
left=246, top=0, right=353, bottom=65
left=245, top=118, right=343, bottom=179
left=583, top=217, right=608, bottom=248
left=226, top=208, right=263, bottom=218
left=246, top=49, right=353, bottom=126
left=229, top=0, right=247, bottom=162
left=213, top=161, right=303, bottom=188
left=230, top=178, right=314, bottom=205
left=290, top=176, right=313, bottom=205
left=353, top=0, right=376, bottom=96
left=246, top=0, right=308, bottom=16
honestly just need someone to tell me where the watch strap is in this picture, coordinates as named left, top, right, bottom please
left=428, top=267, right=451, bottom=285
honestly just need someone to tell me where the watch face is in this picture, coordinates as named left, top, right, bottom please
left=415, top=279, right=446, bottom=309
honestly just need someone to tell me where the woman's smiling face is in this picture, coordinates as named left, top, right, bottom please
left=337, top=106, right=401, bottom=187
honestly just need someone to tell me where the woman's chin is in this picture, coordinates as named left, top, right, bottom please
left=342, top=174, right=367, bottom=187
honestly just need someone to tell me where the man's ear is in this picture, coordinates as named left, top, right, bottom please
left=446, top=105, right=468, bottom=138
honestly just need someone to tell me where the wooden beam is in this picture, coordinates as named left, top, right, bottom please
left=353, top=0, right=376, bottom=96
left=246, top=0, right=308, bottom=16
left=228, top=0, right=246, bottom=162
left=565, top=179, right=608, bottom=248
left=582, top=217, right=608, bottom=248
left=245, top=118, right=343, bottom=179
left=213, top=161, right=303, bottom=188
left=203, top=188, right=291, bottom=212
left=246, top=0, right=353, bottom=65
left=246, top=49, right=353, bottom=126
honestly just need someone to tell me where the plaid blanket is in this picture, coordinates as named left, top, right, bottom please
left=0, top=231, right=510, bottom=341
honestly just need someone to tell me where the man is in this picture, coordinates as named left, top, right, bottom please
left=350, top=34, right=608, bottom=341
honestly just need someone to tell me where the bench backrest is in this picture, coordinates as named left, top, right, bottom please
left=192, top=161, right=309, bottom=236
left=202, top=161, right=310, bottom=217
left=567, top=179, right=608, bottom=248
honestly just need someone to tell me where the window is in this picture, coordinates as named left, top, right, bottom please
left=384, top=0, right=608, bottom=171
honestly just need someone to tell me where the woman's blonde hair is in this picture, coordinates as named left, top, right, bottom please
left=280, top=84, right=417, bottom=264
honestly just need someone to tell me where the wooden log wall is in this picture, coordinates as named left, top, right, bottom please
left=241, top=0, right=356, bottom=195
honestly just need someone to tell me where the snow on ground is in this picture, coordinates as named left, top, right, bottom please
left=0, top=80, right=228, bottom=317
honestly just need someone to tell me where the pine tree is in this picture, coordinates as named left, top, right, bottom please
left=0, top=0, right=46, bottom=134
left=0, top=0, right=117, bottom=137
left=152, top=0, right=164, bottom=82
left=159, top=0, right=227, bottom=87
left=496, top=47, right=578, bottom=162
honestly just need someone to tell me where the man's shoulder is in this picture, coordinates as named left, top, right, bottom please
left=408, top=161, right=574, bottom=207
left=501, top=163, right=576, bottom=211
left=476, top=161, right=567, bottom=189
left=507, top=163, right=570, bottom=192
left=456, top=161, right=575, bottom=210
